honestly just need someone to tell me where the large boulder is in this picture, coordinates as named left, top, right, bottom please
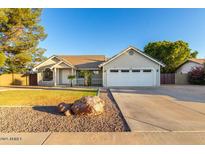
left=71, top=96, right=105, bottom=115
left=57, top=102, right=71, bottom=113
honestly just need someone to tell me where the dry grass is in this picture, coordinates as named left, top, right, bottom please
left=0, top=89, right=96, bottom=106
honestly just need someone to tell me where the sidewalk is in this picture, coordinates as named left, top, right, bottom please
left=0, top=133, right=51, bottom=145
left=1, top=132, right=205, bottom=145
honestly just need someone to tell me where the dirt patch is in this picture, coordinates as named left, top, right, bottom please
left=0, top=90, right=128, bottom=132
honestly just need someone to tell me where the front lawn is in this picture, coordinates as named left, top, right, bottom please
left=0, top=89, right=96, bottom=106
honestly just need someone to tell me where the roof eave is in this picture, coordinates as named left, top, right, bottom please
left=32, top=55, right=75, bottom=71
left=189, top=59, right=205, bottom=65
left=99, top=46, right=165, bottom=67
left=175, top=59, right=204, bottom=72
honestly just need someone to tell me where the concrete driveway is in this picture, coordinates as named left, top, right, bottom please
left=111, top=85, right=205, bottom=132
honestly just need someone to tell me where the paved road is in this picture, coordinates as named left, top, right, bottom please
left=111, top=85, right=205, bottom=131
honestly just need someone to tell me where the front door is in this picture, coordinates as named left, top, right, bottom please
left=59, top=69, right=71, bottom=84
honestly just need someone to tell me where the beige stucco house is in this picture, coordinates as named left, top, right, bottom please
left=174, top=58, right=205, bottom=85
left=33, top=46, right=164, bottom=87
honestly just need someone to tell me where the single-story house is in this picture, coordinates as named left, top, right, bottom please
left=176, top=58, right=205, bottom=74
left=33, top=46, right=165, bottom=87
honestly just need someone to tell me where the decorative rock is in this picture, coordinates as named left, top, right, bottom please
left=70, top=100, right=89, bottom=115
left=57, top=102, right=71, bottom=113
left=71, top=96, right=105, bottom=115
left=64, top=110, right=72, bottom=116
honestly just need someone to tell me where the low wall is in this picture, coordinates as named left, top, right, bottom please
left=175, top=73, right=189, bottom=85
left=0, top=73, right=29, bottom=86
left=0, top=73, right=38, bottom=86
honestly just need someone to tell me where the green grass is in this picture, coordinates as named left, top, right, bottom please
left=0, top=89, right=96, bottom=106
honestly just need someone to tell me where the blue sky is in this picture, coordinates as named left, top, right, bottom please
left=40, top=9, right=205, bottom=58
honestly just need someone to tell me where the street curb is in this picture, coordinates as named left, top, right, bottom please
left=97, top=88, right=100, bottom=96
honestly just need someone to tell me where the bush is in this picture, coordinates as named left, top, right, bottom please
left=188, top=66, right=205, bottom=85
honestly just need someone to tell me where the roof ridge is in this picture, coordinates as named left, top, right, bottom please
left=190, top=58, right=205, bottom=59
left=58, top=55, right=105, bottom=57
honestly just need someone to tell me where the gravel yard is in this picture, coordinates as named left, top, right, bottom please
left=0, top=90, right=129, bottom=132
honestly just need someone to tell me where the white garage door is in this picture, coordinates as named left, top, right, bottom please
left=107, top=68, right=155, bottom=87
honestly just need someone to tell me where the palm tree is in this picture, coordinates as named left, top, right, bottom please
left=67, top=75, right=75, bottom=87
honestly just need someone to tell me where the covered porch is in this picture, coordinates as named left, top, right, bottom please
left=37, top=61, right=102, bottom=87
left=56, top=69, right=103, bottom=86
left=37, top=61, right=75, bottom=86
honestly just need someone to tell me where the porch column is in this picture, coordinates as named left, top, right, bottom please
left=54, top=67, right=57, bottom=86
left=71, top=68, right=75, bottom=86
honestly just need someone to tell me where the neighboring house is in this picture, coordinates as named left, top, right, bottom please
left=175, top=58, right=205, bottom=85
left=176, top=58, right=205, bottom=74
left=33, top=46, right=165, bottom=87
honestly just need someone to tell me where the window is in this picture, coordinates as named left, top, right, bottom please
left=43, top=68, right=53, bottom=81
left=132, top=69, right=140, bottom=72
left=121, top=69, right=129, bottom=72
left=143, top=69, right=152, bottom=72
left=110, top=69, right=118, bottom=73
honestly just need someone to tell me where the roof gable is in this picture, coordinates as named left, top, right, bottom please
left=99, top=46, right=165, bottom=67
left=33, top=56, right=75, bottom=71
left=50, top=61, right=73, bottom=69
left=175, top=58, right=205, bottom=71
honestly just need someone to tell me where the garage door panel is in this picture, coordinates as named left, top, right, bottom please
left=107, top=68, right=155, bottom=87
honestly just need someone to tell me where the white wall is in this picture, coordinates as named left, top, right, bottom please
left=176, top=62, right=203, bottom=74
left=102, top=49, right=161, bottom=87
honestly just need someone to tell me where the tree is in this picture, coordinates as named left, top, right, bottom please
left=144, top=40, right=198, bottom=73
left=0, top=51, right=5, bottom=67
left=0, top=8, right=47, bottom=73
left=68, top=75, right=75, bottom=87
left=80, top=70, right=93, bottom=86
left=5, top=52, right=32, bottom=73
left=190, top=50, right=198, bottom=58
left=28, top=48, right=47, bottom=71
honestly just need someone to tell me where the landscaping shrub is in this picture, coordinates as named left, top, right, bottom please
left=188, top=66, right=205, bottom=85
